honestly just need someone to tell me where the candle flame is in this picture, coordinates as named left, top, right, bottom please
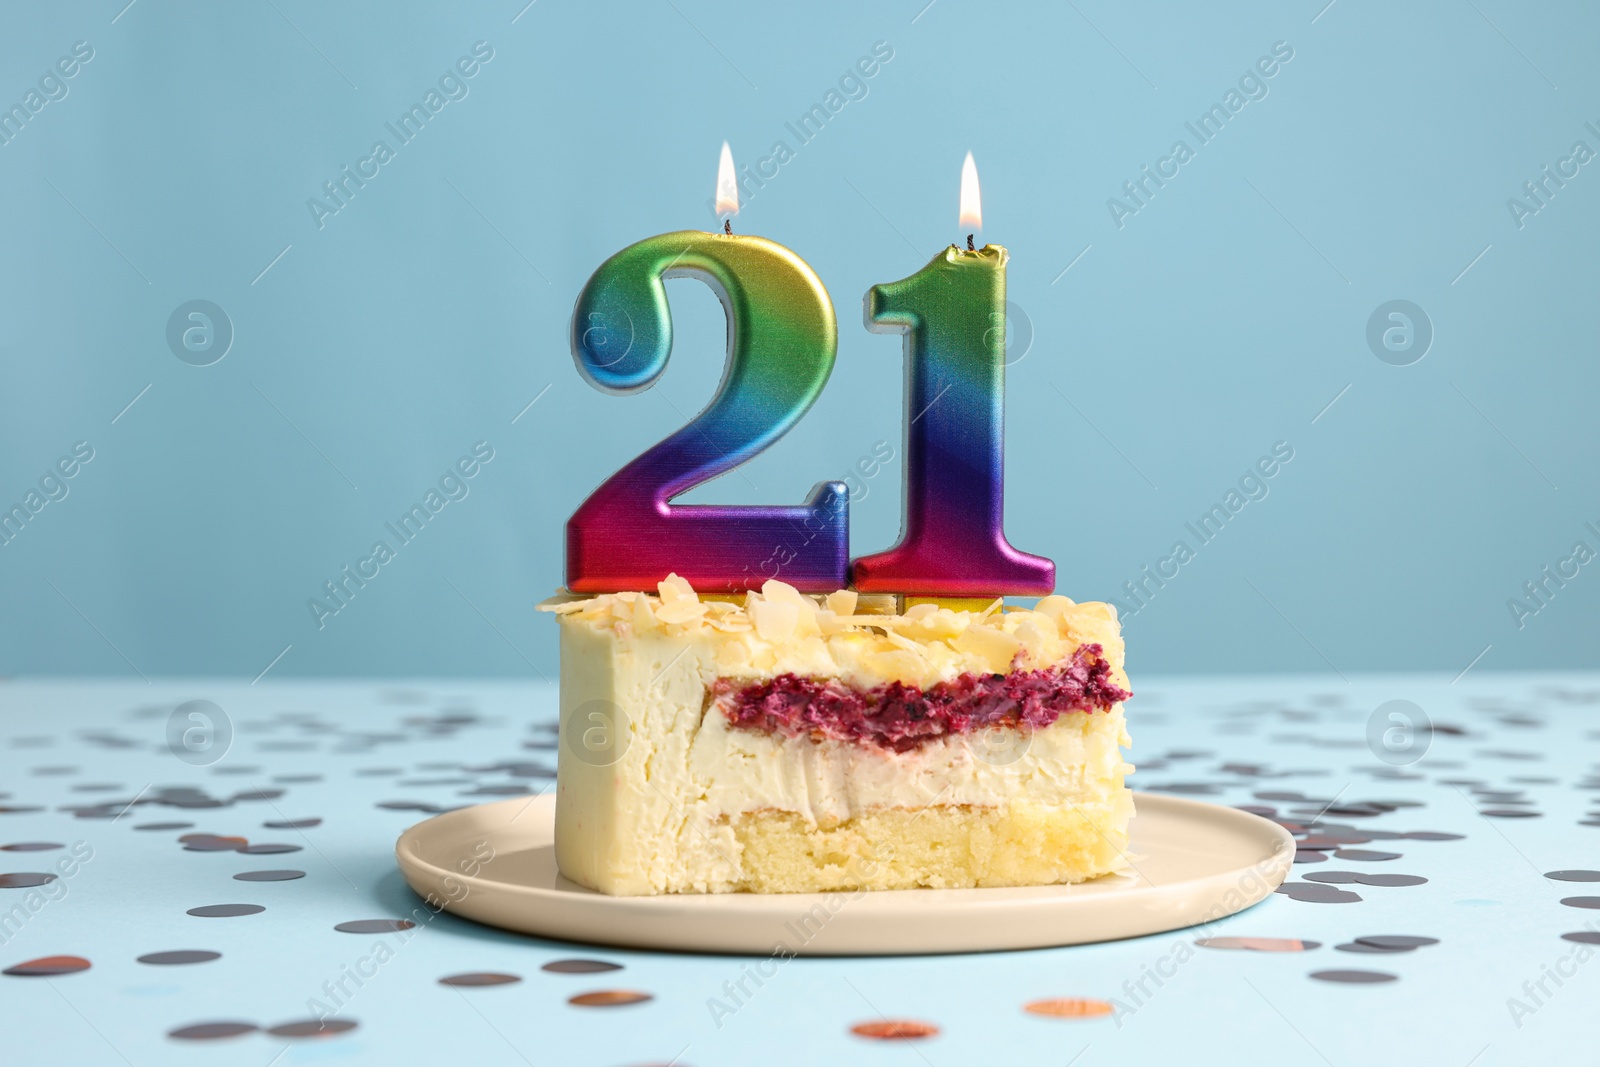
left=715, top=141, right=739, bottom=220
left=958, top=151, right=982, bottom=235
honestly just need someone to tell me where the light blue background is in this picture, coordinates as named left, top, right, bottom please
left=2, top=0, right=1597, bottom=680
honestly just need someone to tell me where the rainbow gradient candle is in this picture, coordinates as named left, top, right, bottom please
left=565, top=144, right=849, bottom=594
left=851, top=153, right=1055, bottom=600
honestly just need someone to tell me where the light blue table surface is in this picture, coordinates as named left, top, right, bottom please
left=1, top=674, right=1596, bottom=1066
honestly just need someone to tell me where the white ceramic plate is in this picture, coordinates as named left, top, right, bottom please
left=395, top=792, right=1293, bottom=956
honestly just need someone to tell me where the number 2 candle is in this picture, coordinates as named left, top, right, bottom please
left=851, top=153, right=1055, bottom=597
left=565, top=144, right=849, bottom=594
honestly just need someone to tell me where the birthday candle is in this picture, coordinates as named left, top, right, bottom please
left=565, top=144, right=849, bottom=594
left=851, top=153, right=1055, bottom=598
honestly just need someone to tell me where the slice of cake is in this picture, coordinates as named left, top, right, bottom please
left=538, top=577, right=1133, bottom=895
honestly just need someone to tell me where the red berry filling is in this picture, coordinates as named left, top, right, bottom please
left=713, top=644, right=1129, bottom=753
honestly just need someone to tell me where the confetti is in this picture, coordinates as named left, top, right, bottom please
left=187, top=904, right=265, bottom=917
left=266, top=1018, right=359, bottom=1037
left=439, top=972, right=521, bottom=987
left=1196, top=937, right=1321, bottom=952
left=1559, top=897, right=1600, bottom=910
left=1355, top=935, right=1439, bottom=950
left=138, top=951, right=221, bottom=965
left=542, top=959, right=624, bottom=973
left=335, top=919, right=415, bottom=933
left=1024, top=998, right=1115, bottom=1017
left=168, top=1021, right=257, bottom=1040
left=3, top=955, right=90, bottom=976
left=233, top=869, right=305, bottom=882
left=569, top=990, right=654, bottom=1007
left=1309, top=970, right=1398, bottom=983
left=0, top=873, right=58, bottom=888
left=850, top=1019, right=940, bottom=1039
left=1275, top=883, right=1362, bottom=903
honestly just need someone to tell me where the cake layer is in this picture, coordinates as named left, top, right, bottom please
left=729, top=796, right=1133, bottom=893
left=540, top=578, right=1134, bottom=896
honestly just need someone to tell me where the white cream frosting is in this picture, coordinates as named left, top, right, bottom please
left=540, top=575, right=1128, bottom=692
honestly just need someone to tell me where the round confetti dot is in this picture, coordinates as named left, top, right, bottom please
left=1275, top=883, right=1362, bottom=903
left=542, top=959, right=623, bottom=974
left=168, top=1021, right=258, bottom=1041
left=181, top=835, right=248, bottom=852
left=187, top=904, right=265, bottom=918
left=850, top=1019, right=939, bottom=1039
left=1309, top=970, right=1397, bottom=983
left=439, top=972, right=521, bottom=987
left=72, top=806, right=133, bottom=820
left=263, top=818, right=321, bottom=829
left=138, top=950, right=221, bottom=965
left=1355, top=935, right=1439, bottom=949
left=3, top=955, right=90, bottom=976
left=266, top=1018, right=358, bottom=1038
left=335, top=919, right=415, bottom=934
left=1296, top=834, right=1368, bottom=849
left=1196, top=937, right=1321, bottom=952
left=1333, top=849, right=1401, bottom=862
left=0, top=873, right=57, bottom=889
left=1304, top=871, right=1360, bottom=885
left=0, top=842, right=63, bottom=852
left=1335, top=941, right=1408, bottom=953
left=239, top=843, right=301, bottom=855
left=233, top=870, right=305, bottom=882
left=462, top=784, right=531, bottom=796
left=134, top=822, right=194, bottom=831
left=1023, top=998, right=1114, bottom=1017
left=569, top=990, right=654, bottom=1007
left=1479, top=809, right=1542, bottom=818
left=0, top=806, right=45, bottom=815
left=1561, top=931, right=1600, bottom=945
left=1359, top=874, right=1428, bottom=887
left=1293, top=851, right=1327, bottom=864
left=1545, top=870, right=1600, bottom=882
left=1560, top=896, right=1600, bottom=910
left=1402, top=831, right=1464, bottom=841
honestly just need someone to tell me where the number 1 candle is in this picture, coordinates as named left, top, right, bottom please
left=565, top=144, right=849, bottom=594
left=850, top=153, right=1055, bottom=598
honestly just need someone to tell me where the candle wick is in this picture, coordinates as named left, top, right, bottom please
left=724, top=219, right=733, bottom=236
left=966, top=234, right=975, bottom=252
